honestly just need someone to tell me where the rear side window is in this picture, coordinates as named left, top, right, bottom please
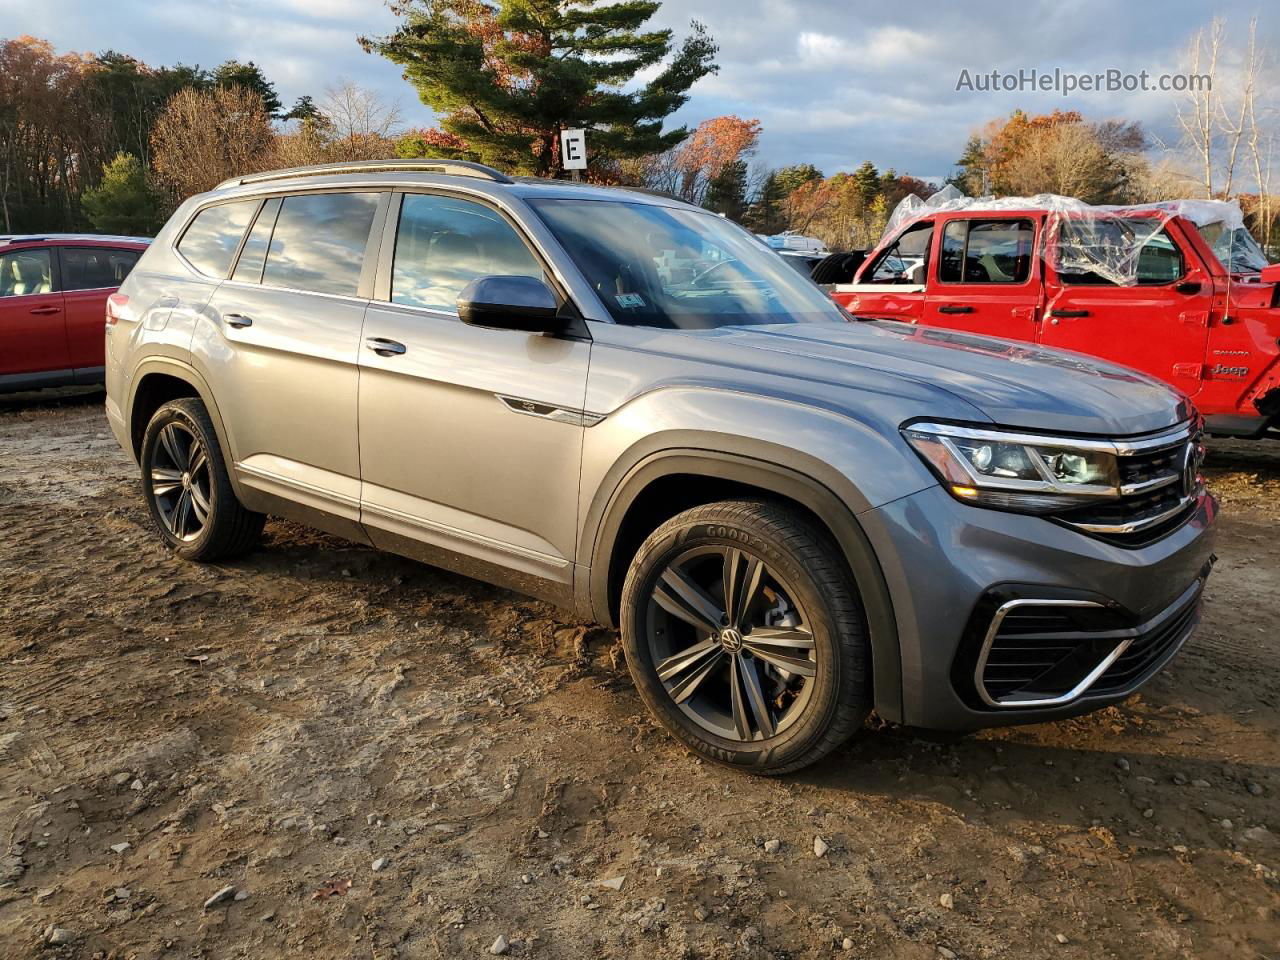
left=61, top=247, right=141, bottom=290
left=0, top=248, right=53, bottom=297
left=939, top=219, right=1034, bottom=283
left=391, top=193, right=543, bottom=312
left=177, top=200, right=257, bottom=277
left=262, top=192, right=379, bottom=296
left=865, top=221, right=933, bottom=284
left=231, top=198, right=281, bottom=284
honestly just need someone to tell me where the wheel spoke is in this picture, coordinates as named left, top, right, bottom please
left=170, top=490, right=190, bottom=536
left=735, top=652, right=776, bottom=738
left=743, top=626, right=816, bottom=677
left=159, top=424, right=188, bottom=470
left=729, top=654, right=751, bottom=739
left=151, top=467, right=182, bottom=497
left=654, top=566, right=724, bottom=634
left=722, top=548, right=765, bottom=630
left=187, top=444, right=207, bottom=477
left=656, top=637, right=719, bottom=682
left=189, top=483, right=210, bottom=524
left=665, top=646, right=725, bottom=703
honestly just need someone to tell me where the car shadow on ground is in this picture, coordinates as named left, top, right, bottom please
left=0, top=385, right=104, bottom=412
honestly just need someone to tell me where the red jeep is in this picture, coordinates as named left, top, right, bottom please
left=831, top=202, right=1280, bottom=437
left=0, top=234, right=149, bottom=393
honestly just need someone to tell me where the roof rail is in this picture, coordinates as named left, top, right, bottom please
left=216, top=159, right=514, bottom=190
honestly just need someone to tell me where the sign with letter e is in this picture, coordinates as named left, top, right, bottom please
left=561, top=128, right=587, bottom=170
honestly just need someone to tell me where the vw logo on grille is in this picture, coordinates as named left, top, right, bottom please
left=1182, top=442, right=1198, bottom=497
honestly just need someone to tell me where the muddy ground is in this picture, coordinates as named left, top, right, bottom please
left=0, top=389, right=1277, bottom=960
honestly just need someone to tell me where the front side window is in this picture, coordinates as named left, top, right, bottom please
left=1056, top=219, right=1185, bottom=286
left=0, top=248, right=53, bottom=297
left=177, top=200, right=257, bottom=278
left=865, top=221, right=933, bottom=284
left=530, top=198, right=846, bottom=329
left=391, top=193, right=544, bottom=312
left=261, top=192, right=380, bottom=296
left=61, top=247, right=141, bottom=291
left=939, top=219, right=1034, bottom=283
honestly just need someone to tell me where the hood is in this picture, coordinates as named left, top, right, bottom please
left=694, top=321, right=1190, bottom=436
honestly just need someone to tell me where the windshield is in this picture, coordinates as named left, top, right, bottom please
left=529, top=198, right=846, bottom=329
left=1193, top=221, right=1270, bottom=273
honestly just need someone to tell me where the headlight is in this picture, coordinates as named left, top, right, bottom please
left=902, top=422, right=1121, bottom=513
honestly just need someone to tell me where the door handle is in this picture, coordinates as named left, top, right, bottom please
left=224, top=313, right=253, bottom=328
left=1050, top=309, right=1089, bottom=318
left=29, top=305, right=61, bottom=315
left=937, top=305, right=973, bottom=314
left=366, top=337, right=406, bottom=357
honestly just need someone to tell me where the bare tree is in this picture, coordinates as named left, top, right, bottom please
left=1175, top=18, right=1223, bottom=198
left=151, top=86, right=274, bottom=198
left=320, top=81, right=402, bottom=161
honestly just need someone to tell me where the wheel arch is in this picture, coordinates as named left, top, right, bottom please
left=127, top=358, right=247, bottom=501
left=581, top=447, right=904, bottom=724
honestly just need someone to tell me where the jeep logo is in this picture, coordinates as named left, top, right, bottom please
left=1209, top=363, right=1249, bottom=378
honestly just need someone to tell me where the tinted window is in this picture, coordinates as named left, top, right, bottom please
left=177, top=200, right=257, bottom=277
left=939, top=219, right=1033, bottom=283
left=231, top=198, right=280, bottom=284
left=0, top=248, right=53, bottom=297
left=392, top=193, right=543, bottom=312
left=61, top=247, right=140, bottom=291
left=531, top=198, right=845, bottom=329
left=262, top=192, right=379, bottom=296
left=867, top=221, right=933, bottom=284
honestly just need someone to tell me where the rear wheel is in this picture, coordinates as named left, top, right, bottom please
left=620, top=500, right=871, bottom=774
left=140, top=398, right=264, bottom=561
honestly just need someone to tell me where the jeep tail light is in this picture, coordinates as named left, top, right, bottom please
left=106, top=293, right=128, bottom=326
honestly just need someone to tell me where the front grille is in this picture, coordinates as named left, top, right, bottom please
left=1055, top=431, right=1199, bottom=545
left=973, top=580, right=1204, bottom=708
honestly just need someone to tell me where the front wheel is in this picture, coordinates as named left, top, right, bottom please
left=620, top=500, right=871, bottom=774
left=140, top=397, right=264, bottom=561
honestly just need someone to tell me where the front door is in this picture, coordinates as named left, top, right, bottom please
left=1039, top=219, right=1212, bottom=398
left=923, top=217, right=1041, bottom=340
left=0, top=246, right=67, bottom=381
left=357, top=191, right=590, bottom=599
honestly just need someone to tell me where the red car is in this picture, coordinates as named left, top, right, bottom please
left=831, top=204, right=1280, bottom=438
left=0, top=234, right=149, bottom=392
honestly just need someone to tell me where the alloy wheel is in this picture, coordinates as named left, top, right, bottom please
left=645, top=545, right=818, bottom=742
left=150, top=422, right=211, bottom=542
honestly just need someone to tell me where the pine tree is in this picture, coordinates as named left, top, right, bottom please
left=362, top=0, right=718, bottom=177
left=214, top=60, right=282, bottom=118
left=80, top=153, right=162, bottom=235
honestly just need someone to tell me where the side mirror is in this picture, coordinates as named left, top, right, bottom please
left=457, top=275, right=561, bottom=332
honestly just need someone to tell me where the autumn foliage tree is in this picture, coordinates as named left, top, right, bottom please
left=151, top=86, right=275, bottom=199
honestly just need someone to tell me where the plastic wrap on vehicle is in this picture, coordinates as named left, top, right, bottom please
left=883, top=190, right=1267, bottom=285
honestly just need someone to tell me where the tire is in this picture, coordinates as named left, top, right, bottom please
left=809, top=251, right=866, bottom=285
left=620, top=499, right=871, bottom=774
left=140, top=397, right=264, bottom=561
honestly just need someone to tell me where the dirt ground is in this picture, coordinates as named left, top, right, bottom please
left=0, top=389, right=1277, bottom=960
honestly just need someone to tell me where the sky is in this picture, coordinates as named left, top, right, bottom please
left=3, top=0, right=1274, bottom=181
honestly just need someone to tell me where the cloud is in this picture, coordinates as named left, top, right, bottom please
left=7, top=0, right=1277, bottom=181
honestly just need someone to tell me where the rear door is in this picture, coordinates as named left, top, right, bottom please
left=1039, top=218, right=1212, bottom=397
left=58, top=245, right=143, bottom=375
left=923, top=216, right=1041, bottom=340
left=193, top=190, right=385, bottom=537
left=0, top=245, right=68, bottom=380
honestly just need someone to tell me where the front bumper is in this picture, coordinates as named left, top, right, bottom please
left=859, top=483, right=1217, bottom=730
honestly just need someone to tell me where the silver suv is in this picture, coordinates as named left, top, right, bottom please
left=106, top=160, right=1217, bottom=773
